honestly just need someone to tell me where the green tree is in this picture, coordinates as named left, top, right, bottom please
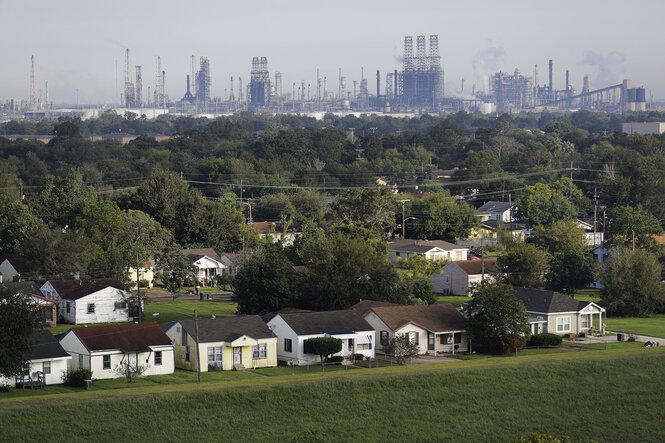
left=516, top=183, right=577, bottom=227
left=0, top=287, right=43, bottom=380
left=30, top=170, right=96, bottom=227
left=0, top=199, right=44, bottom=254
left=156, top=248, right=198, bottom=301
left=498, top=242, right=549, bottom=289
left=76, top=200, right=126, bottom=252
left=304, top=337, right=343, bottom=363
left=384, top=334, right=420, bottom=364
left=599, top=247, right=665, bottom=317
left=409, top=191, right=478, bottom=240
left=399, top=254, right=443, bottom=278
left=233, top=245, right=298, bottom=315
left=22, top=226, right=95, bottom=280
left=328, top=188, right=397, bottom=236
left=609, top=205, right=662, bottom=249
left=462, top=281, right=530, bottom=354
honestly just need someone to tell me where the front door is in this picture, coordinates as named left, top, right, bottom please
left=233, top=347, right=241, bottom=365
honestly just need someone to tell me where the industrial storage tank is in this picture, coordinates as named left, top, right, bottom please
left=627, top=88, right=636, bottom=102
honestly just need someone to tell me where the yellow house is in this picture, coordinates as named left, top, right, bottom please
left=163, top=316, right=277, bottom=371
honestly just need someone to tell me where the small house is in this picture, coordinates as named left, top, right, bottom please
left=476, top=201, right=514, bottom=223
left=163, top=316, right=277, bottom=371
left=0, top=254, right=29, bottom=283
left=58, top=322, right=174, bottom=380
left=388, top=239, right=468, bottom=265
left=431, top=259, right=499, bottom=296
left=182, top=248, right=227, bottom=286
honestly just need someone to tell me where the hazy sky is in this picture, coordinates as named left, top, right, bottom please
left=2, top=0, right=664, bottom=104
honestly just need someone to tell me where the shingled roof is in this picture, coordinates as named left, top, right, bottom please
left=276, top=310, right=374, bottom=335
left=477, top=201, right=512, bottom=214
left=350, top=300, right=400, bottom=316
left=0, top=254, right=29, bottom=274
left=451, top=259, right=500, bottom=275
left=369, top=303, right=466, bottom=333
left=181, top=248, right=222, bottom=263
left=173, top=316, right=274, bottom=343
left=69, top=322, right=171, bottom=352
left=514, top=287, right=591, bottom=313
left=389, top=239, right=461, bottom=253
left=46, top=279, right=125, bottom=300
left=26, top=330, right=70, bottom=361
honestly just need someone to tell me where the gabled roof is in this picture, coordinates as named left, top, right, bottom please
left=174, top=316, right=274, bottom=343
left=368, top=303, right=466, bottom=333
left=350, top=299, right=400, bottom=317
left=514, top=287, right=591, bottom=314
left=26, top=330, right=71, bottom=361
left=181, top=248, right=222, bottom=263
left=477, top=201, right=512, bottom=214
left=449, top=259, right=499, bottom=275
left=274, top=310, right=374, bottom=335
left=481, top=219, right=526, bottom=231
left=46, top=279, right=125, bottom=300
left=69, top=322, right=172, bottom=352
left=389, top=239, right=463, bottom=253
left=0, top=254, right=29, bottom=273
left=1, top=281, right=41, bottom=296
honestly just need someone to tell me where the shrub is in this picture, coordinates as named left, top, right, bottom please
left=527, top=333, right=563, bottom=347
left=138, top=279, right=150, bottom=288
left=304, top=337, right=343, bottom=362
left=62, top=368, right=93, bottom=387
left=327, top=356, right=344, bottom=364
left=0, top=382, right=10, bottom=392
left=352, top=353, right=365, bottom=361
left=627, top=335, right=636, bottom=342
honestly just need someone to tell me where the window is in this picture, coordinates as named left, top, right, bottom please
left=380, top=331, right=389, bottom=346
left=42, top=361, right=51, bottom=374
left=208, top=346, right=222, bottom=363
left=87, top=303, right=95, bottom=314
left=185, top=345, right=191, bottom=362
left=347, top=338, right=354, bottom=351
left=103, top=355, right=111, bottom=370
left=581, top=314, right=589, bottom=329
left=284, top=338, right=292, bottom=353
left=454, top=333, right=462, bottom=344
left=114, top=301, right=126, bottom=310
left=66, top=302, right=71, bottom=314
left=556, top=316, right=571, bottom=333
left=442, top=333, right=462, bottom=345
left=428, top=332, right=435, bottom=351
left=408, top=332, right=418, bottom=345
left=78, top=354, right=84, bottom=368
left=357, top=343, right=371, bottom=350
left=155, top=351, right=162, bottom=366
left=252, top=343, right=267, bottom=359
left=182, top=329, right=188, bottom=346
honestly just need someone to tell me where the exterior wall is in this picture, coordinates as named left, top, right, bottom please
left=193, top=257, right=225, bottom=285
left=0, top=260, right=20, bottom=282
left=59, top=330, right=91, bottom=371
left=41, top=283, right=133, bottom=324
left=0, top=357, right=70, bottom=387
left=269, top=316, right=302, bottom=363
left=622, top=122, right=665, bottom=135
left=432, top=263, right=468, bottom=295
left=394, top=324, right=430, bottom=354
left=363, top=312, right=394, bottom=352
left=128, top=266, right=155, bottom=288
left=89, top=347, right=174, bottom=380
left=545, top=313, right=579, bottom=335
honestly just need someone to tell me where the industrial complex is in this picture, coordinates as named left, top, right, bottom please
left=1, top=35, right=654, bottom=121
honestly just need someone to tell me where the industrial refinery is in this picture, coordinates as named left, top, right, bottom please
left=1, top=35, right=653, bottom=121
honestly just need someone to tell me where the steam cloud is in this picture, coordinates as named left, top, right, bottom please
left=580, top=51, right=627, bottom=88
left=472, top=47, right=507, bottom=92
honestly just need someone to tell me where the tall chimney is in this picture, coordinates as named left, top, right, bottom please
left=565, top=70, right=569, bottom=91
left=548, top=59, right=553, bottom=98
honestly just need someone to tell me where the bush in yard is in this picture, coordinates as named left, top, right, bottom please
left=304, top=337, right=342, bottom=362
left=385, top=334, right=420, bottom=365
left=62, top=368, right=93, bottom=387
left=327, top=356, right=344, bottom=364
left=527, top=333, right=563, bottom=347
left=352, top=353, right=365, bottom=361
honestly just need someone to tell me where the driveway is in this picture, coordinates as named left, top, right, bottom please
left=576, top=333, right=665, bottom=345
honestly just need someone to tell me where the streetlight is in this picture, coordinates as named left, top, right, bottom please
left=399, top=200, right=410, bottom=239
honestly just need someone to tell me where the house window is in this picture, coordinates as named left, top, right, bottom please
left=581, top=314, right=589, bottom=329
left=348, top=338, right=354, bottom=351
left=428, top=332, right=435, bottom=351
left=182, top=329, right=188, bottom=346
left=284, top=338, right=292, bottom=353
left=87, top=303, right=95, bottom=314
left=408, top=332, right=418, bottom=345
left=155, top=351, right=162, bottom=366
left=114, top=301, right=127, bottom=310
left=66, top=302, right=71, bottom=314
left=442, top=333, right=462, bottom=344
left=42, top=361, right=51, bottom=374
left=396, top=252, right=401, bottom=257
left=380, top=331, right=389, bottom=346
left=207, top=346, right=223, bottom=363
left=78, top=354, right=84, bottom=368
left=357, top=343, right=371, bottom=350
left=556, top=316, right=571, bottom=333
left=252, top=343, right=267, bottom=359
left=103, top=355, right=111, bottom=370
left=185, top=345, right=191, bottom=362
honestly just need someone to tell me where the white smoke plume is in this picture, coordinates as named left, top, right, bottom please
left=472, top=46, right=507, bottom=93
left=580, top=51, right=627, bottom=88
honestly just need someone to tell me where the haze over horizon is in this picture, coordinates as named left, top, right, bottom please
left=2, top=0, right=664, bottom=105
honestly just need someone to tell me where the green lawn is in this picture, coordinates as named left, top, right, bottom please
left=435, top=295, right=471, bottom=307
left=2, top=351, right=664, bottom=442
left=604, top=314, right=665, bottom=338
left=143, top=299, right=238, bottom=323
left=574, top=288, right=602, bottom=302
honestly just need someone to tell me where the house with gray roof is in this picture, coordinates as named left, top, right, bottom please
left=181, top=248, right=228, bottom=286
left=163, top=316, right=277, bottom=371
left=388, top=239, right=468, bottom=264
left=431, top=259, right=500, bottom=296
left=514, top=287, right=606, bottom=335
left=476, top=201, right=514, bottom=223
left=265, top=310, right=375, bottom=365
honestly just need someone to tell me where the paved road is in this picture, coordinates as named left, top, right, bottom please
left=577, top=332, right=665, bottom=345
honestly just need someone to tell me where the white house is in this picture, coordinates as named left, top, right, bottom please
left=388, top=239, right=468, bottom=265
left=575, top=219, right=604, bottom=246
left=182, top=248, right=228, bottom=286
left=265, top=310, right=375, bottom=365
left=58, top=322, right=174, bottom=380
left=476, top=201, right=514, bottom=223
left=40, top=279, right=135, bottom=324
left=0, top=330, right=71, bottom=388
left=163, top=316, right=277, bottom=372
left=431, top=259, right=499, bottom=296
left=251, top=221, right=302, bottom=246
left=0, top=254, right=28, bottom=283
left=357, top=302, right=469, bottom=355
left=515, top=287, right=606, bottom=335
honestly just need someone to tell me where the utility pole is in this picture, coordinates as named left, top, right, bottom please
left=194, top=310, right=201, bottom=383
left=399, top=200, right=410, bottom=239
left=481, top=235, right=485, bottom=281
left=136, top=254, right=141, bottom=322
left=593, top=187, right=598, bottom=246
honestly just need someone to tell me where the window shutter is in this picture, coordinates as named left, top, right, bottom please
left=415, top=332, right=419, bottom=345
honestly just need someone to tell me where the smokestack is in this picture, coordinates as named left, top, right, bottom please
left=394, top=69, right=398, bottom=99
left=186, top=75, right=191, bottom=95
left=376, top=70, right=380, bottom=99
left=30, top=55, right=36, bottom=109
left=565, top=70, right=569, bottom=91
left=548, top=59, right=553, bottom=97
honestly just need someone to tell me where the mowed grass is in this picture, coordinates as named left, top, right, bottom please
left=2, top=352, right=665, bottom=442
left=435, top=295, right=471, bottom=307
left=143, top=299, right=238, bottom=323
left=605, top=314, right=665, bottom=338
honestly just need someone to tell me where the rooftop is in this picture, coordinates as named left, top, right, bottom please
left=46, top=279, right=125, bottom=300
left=514, top=287, right=595, bottom=313
left=69, top=322, right=171, bottom=352
left=369, top=303, right=466, bottom=333
left=172, top=315, right=274, bottom=343
left=273, top=310, right=374, bottom=335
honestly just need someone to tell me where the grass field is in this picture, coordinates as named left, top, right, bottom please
left=143, top=299, right=238, bottom=323
left=435, top=295, right=471, bottom=307
left=605, top=314, right=665, bottom=338
left=2, top=349, right=664, bottom=442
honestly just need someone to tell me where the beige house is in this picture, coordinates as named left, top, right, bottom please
left=431, top=259, right=499, bottom=296
left=388, top=239, right=468, bottom=265
left=515, top=287, right=606, bottom=335
left=163, top=316, right=277, bottom=371
left=128, top=259, right=155, bottom=288
left=357, top=302, right=468, bottom=355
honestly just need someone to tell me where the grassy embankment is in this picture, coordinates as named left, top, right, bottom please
left=2, top=348, right=664, bottom=442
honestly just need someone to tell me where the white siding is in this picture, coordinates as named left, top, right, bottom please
left=0, top=260, right=20, bottom=282
left=0, top=357, right=70, bottom=387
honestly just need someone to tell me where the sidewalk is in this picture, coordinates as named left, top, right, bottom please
left=575, top=332, right=665, bottom=345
